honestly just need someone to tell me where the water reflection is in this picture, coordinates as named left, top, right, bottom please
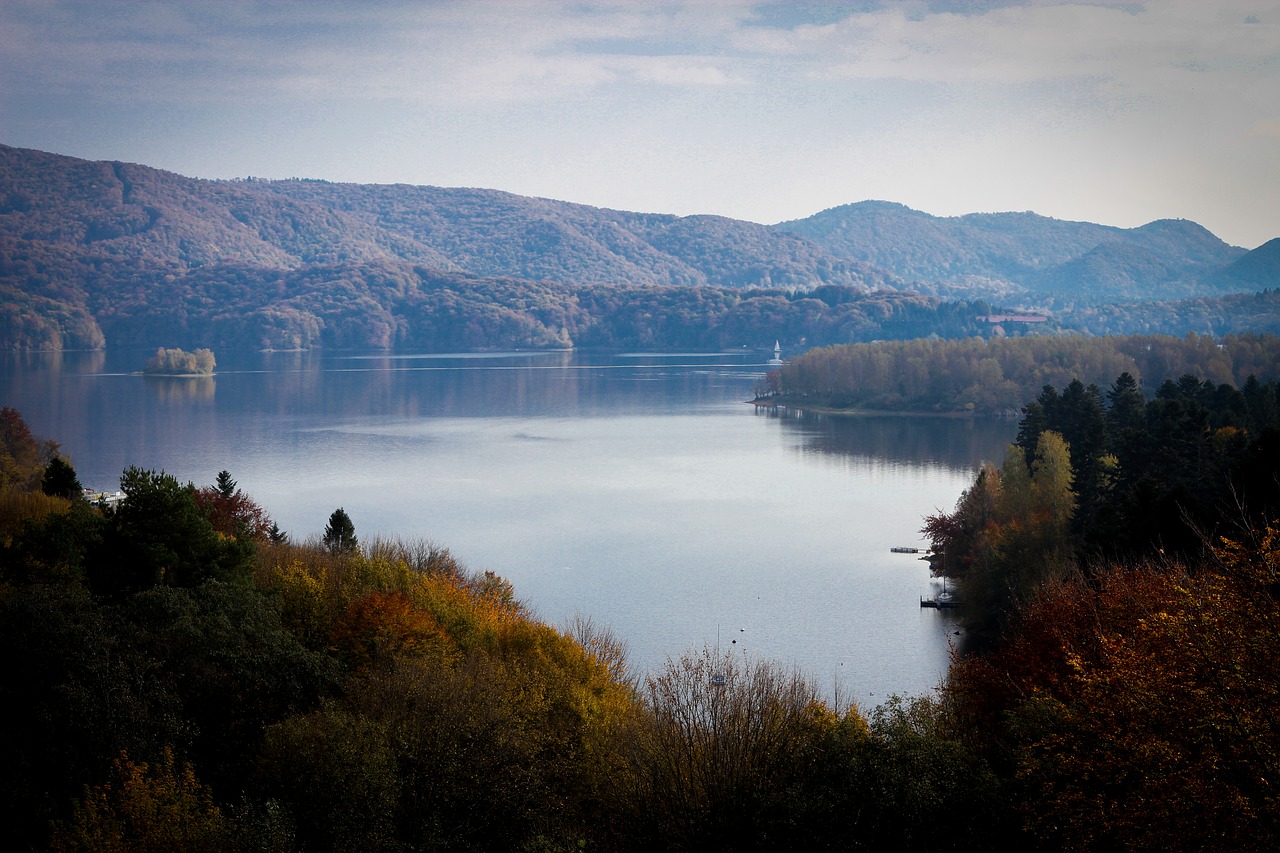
left=144, top=375, right=216, bottom=403
left=757, top=406, right=1013, bottom=471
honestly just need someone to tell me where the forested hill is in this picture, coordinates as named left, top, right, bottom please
left=0, top=143, right=1274, bottom=351
left=0, top=142, right=891, bottom=291
left=778, top=201, right=1251, bottom=302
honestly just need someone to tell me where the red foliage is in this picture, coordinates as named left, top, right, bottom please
left=193, top=486, right=272, bottom=540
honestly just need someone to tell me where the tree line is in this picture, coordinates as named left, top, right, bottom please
left=777, top=332, right=1280, bottom=413
left=912, top=363, right=1280, bottom=849
left=143, top=346, right=215, bottom=375
left=2, top=242, right=1005, bottom=352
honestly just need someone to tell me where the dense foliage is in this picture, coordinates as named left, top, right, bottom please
left=911, top=364, right=1280, bottom=850
left=1059, top=287, right=1280, bottom=337
left=924, top=365, right=1280, bottom=628
left=778, top=332, right=1280, bottom=414
left=930, top=526, right=1280, bottom=853
left=143, top=346, right=215, bottom=375
left=2, top=240, right=1004, bottom=352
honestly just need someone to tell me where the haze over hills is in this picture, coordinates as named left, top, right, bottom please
left=777, top=201, right=1249, bottom=303
left=0, top=144, right=1274, bottom=351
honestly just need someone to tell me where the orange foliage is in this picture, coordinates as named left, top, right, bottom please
left=331, top=590, right=457, bottom=670
left=947, top=525, right=1280, bottom=850
left=50, top=749, right=230, bottom=853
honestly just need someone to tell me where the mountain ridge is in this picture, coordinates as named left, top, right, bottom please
left=0, top=144, right=1274, bottom=351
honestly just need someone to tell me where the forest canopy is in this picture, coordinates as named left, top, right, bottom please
left=776, top=332, right=1280, bottom=414
left=143, top=346, right=215, bottom=375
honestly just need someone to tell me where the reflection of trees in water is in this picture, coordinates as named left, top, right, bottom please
left=759, top=407, right=1016, bottom=472
left=246, top=353, right=758, bottom=420
left=11, top=350, right=95, bottom=374
left=0, top=350, right=106, bottom=406
left=144, top=376, right=216, bottom=404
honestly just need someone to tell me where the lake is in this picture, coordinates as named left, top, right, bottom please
left=3, top=348, right=1015, bottom=709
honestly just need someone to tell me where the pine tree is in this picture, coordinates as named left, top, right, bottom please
left=215, top=470, right=236, bottom=500
left=42, top=456, right=83, bottom=500
left=323, top=508, right=358, bottom=555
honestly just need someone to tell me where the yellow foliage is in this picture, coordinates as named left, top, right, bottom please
left=0, top=489, right=71, bottom=545
left=50, top=749, right=230, bottom=853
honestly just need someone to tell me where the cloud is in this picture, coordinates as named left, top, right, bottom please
left=752, top=2, right=1279, bottom=90
left=4, top=1, right=1275, bottom=111
left=0, top=1, right=756, bottom=106
left=1, top=1, right=1276, bottom=246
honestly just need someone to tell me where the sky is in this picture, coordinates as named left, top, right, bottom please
left=1, top=0, right=1278, bottom=249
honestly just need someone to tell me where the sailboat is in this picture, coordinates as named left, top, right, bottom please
left=921, top=577, right=961, bottom=609
left=768, top=340, right=783, bottom=366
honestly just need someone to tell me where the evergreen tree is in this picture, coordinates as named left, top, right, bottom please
left=1106, top=372, right=1146, bottom=438
left=88, top=467, right=252, bottom=595
left=1055, top=380, right=1107, bottom=530
left=41, top=456, right=83, bottom=500
left=215, top=470, right=236, bottom=500
left=323, top=508, right=358, bottom=555
left=1242, top=375, right=1279, bottom=434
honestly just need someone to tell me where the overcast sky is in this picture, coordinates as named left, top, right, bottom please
left=2, top=1, right=1277, bottom=248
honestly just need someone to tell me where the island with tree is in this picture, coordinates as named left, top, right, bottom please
left=143, top=346, right=216, bottom=376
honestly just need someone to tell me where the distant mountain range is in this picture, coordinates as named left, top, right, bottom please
left=0, top=144, right=1276, bottom=351
left=778, top=201, right=1270, bottom=303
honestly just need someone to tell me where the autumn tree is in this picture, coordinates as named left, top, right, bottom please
left=255, top=708, right=399, bottom=852
left=631, top=645, right=853, bottom=849
left=921, top=462, right=1001, bottom=580
left=193, top=470, right=273, bottom=540
left=848, top=695, right=1014, bottom=851
left=925, top=433, right=1076, bottom=636
left=88, top=467, right=251, bottom=594
left=50, top=749, right=233, bottom=853
left=948, top=524, right=1280, bottom=851
left=118, top=580, right=338, bottom=796
left=0, top=406, right=56, bottom=492
left=143, top=347, right=215, bottom=375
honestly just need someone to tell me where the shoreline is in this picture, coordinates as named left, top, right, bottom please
left=138, top=371, right=216, bottom=378
left=748, top=397, right=984, bottom=419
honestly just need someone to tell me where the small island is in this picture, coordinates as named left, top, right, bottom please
left=143, top=346, right=216, bottom=376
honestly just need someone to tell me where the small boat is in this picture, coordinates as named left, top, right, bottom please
left=920, top=578, right=961, bottom=609
left=891, top=547, right=921, bottom=553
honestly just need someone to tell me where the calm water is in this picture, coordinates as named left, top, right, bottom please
left=3, top=349, right=1015, bottom=708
